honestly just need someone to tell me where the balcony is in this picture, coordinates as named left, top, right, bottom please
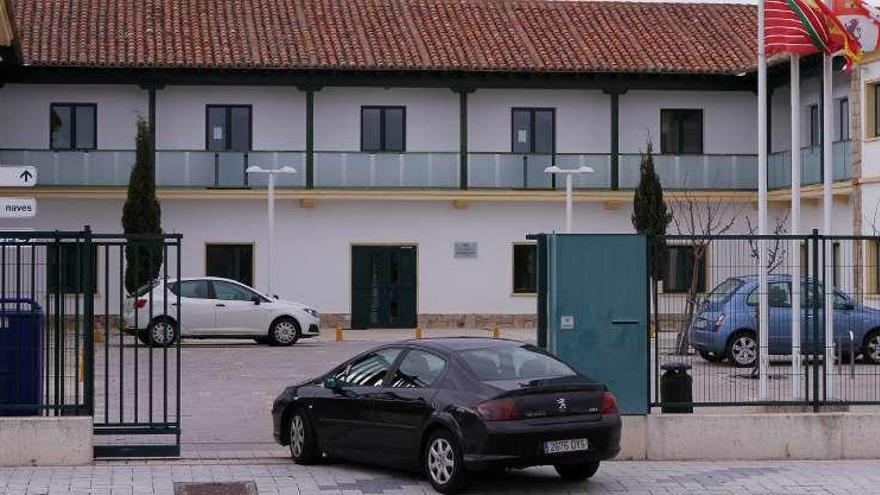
left=0, top=144, right=852, bottom=191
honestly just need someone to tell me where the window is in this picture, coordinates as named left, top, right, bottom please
left=47, top=243, right=97, bottom=294
left=206, top=105, right=251, bottom=151
left=660, top=109, right=703, bottom=154
left=662, top=245, right=706, bottom=293
left=50, top=103, right=96, bottom=150
left=706, top=278, right=744, bottom=305
left=205, top=244, right=253, bottom=287
left=334, top=349, right=402, bottom=387
left=746, top=281, right=792, bottom=307
left=361, top=106, right=405, bottom=152
left=832, top=242, right=841, bottom=288
left=212, top=280, right=257, bottom=301
left=459, top=345, right=576, bottom=382
left=388, top=350, right=446, bottom=388
left=809, top=104, right=820, bottom=148
left=170, top=280, right=210, bottom=299
left=512, top=243, right=537, bottom=294
left=511, top=108, right=554, bottom=154
left=871, top=82, right=880, bottom=139
left=838, top=98, right=850, bottom=141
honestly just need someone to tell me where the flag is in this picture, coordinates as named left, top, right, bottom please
left=834, top=0, right=880, bottom=52
left=766, top=0, right=863, bottom=68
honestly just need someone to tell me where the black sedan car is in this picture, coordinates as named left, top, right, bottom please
left=272, top=337, right=621, bottom=493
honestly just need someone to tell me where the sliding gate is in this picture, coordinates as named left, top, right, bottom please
left=0, top=229, right=182, bottom=457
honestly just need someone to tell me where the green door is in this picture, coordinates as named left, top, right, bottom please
left=546, top=234, right=649, bottom=414
left=351, top=246, right=417, bottom=329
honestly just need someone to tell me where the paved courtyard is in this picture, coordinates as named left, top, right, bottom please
left=3, top=459, right=880, bottom=494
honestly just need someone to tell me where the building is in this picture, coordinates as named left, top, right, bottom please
left=0, top=0, right=860, bottom=329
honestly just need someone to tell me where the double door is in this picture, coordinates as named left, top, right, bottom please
left=351, top=245, right=417, bottom=329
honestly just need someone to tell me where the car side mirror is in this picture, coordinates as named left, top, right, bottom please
left=323, top=376, right=341, bottom=392
left=252, top=295, right=261, bottom=305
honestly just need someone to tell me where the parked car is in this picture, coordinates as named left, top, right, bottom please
left=124, top=277, right=320, bottom=346
left=689, top=275, right=880, bottom=367
left=271, top=337, right=621, bottom=493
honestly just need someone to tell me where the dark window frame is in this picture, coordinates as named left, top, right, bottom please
left=874, top=84, right=880, bottom=138
left=49, top=103, right=97, bottom=150
left=661, top=244, right=707, bottom=294
left=47, top=243, right=98, bottom=294
left=205, top=104, right=253, bottom=152
left=838, top=97, right=850, bottom=141
left=660, top=109, right=703, bottom=154
left=809, top=104, right=820, bottom=148
left=205, top=243, right=254, bottom=287
left=360, top=105, right=407, bottom=152
left=510, top=107, right=556, bottom=154
left=512, top=243, right=538, bottom=295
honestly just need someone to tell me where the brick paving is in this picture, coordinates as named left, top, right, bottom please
left=3, top=459, right=880, bottom=494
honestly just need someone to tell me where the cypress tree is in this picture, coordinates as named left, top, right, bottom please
left=631, top=139, right=672, bottom=278
left=122, top=117, right=163, bottom=294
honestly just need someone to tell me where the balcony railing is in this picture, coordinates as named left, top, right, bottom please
left=768, top=140, right=852, bottom=189
left=314, top=152, right=459, bottom=188
left=0, top=143, right=852, bottom=191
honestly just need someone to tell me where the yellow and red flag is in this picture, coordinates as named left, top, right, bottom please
left=834, top=0, right=880, bottom=52
left=766, top=0, right=863, bottom=69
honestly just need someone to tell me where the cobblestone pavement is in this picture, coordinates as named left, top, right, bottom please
left=3, top=459, right=880, bottom=494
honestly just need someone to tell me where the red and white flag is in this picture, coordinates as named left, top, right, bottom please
left=834, top=0, right=880, bottom=52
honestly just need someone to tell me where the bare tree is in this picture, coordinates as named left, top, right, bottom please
left=745, top=212, right=790, bottom=274
left=670, top=187, right=741, bottom=355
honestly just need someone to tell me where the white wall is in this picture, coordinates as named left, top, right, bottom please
left=619, top=91, right=758, bottom=154
left=0, top=84, right=146, bottom=149
left=156, top=86, right=306, bottom=150
left=314, top=88, right=458, bottom=152
left=468, top=89, right=610, bottom=153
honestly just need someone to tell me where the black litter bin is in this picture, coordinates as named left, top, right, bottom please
left=660, top=362, right=693, bottom=414
left=0, top=299, right=44, bottom=416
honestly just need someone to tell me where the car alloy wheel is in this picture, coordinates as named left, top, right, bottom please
left=149, top=319, right=176, bottom=347
left=730, top=334, right=757, bottom=367
left=865, top=333, right=880, bottom=364
left=290, top=415, right=305, bottom=458
left=271, top=319, right=299, bottom=346
left=427, top=437, right=455, bottom=486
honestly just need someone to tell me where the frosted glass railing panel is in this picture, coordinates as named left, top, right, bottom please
left=554, top=154, right=612, bottom=188
left=467, top=154, right=553, bottom=188
left=156, top=151, right=215, bottom=187
left=245, top=152, right=306, bottom=188
left=619, top=154, right=757, bottom=190
left=0, top=150, right=135, bottom=186
left=314, top=152, right=459, bottom=188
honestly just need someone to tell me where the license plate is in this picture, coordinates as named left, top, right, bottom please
left=543, top=438, right=589, bottom=454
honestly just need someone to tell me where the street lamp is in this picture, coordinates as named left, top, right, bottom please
left=544, top=165, right=594, bottom=233
left=246, top=165, right=297, bottom=295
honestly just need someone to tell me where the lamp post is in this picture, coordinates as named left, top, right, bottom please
left=246, top=165, right=297, bottom=295
left=544, top=166, right=594, bottom=233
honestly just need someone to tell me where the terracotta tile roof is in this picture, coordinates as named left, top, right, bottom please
left=10, top=0, right=758, bottom=74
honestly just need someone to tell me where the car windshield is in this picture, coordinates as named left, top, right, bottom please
left=458, top=345, right=577, bottom=381
left=706, top=278, right=743, bottom=304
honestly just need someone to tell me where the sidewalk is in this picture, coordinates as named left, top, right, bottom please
left=3, top=458, right=880, bottom=495
left=311, top=327, right=537, bottom=344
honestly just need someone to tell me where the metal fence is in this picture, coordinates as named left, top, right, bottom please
left=651, top=232, right=880, bottom=410
left=0, top=229, right=183, bottom=457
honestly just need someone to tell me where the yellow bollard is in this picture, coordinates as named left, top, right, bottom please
left=79, top=354, right=84, bottom=382
left=94, top=329, right=104, bottom=344
left=335, top=326, right=343, bottom=342
left=492, top=324, right=500, bottom=338
left=415, top=327, right=423, bottom=339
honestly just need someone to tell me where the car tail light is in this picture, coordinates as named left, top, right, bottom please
left=711, top=313, right=726, bottom=332
left=135, top=298, right=148, bottom=309
left=475, top=398, right=522, bottom=421
left=601, top=392, right=618, bottom=415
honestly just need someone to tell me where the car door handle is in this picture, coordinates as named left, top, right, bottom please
left=215, top=303, right=226, bottom=307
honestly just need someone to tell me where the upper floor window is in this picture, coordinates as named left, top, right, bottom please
left=809, top=104, right=820, bottom=148
left=50, top=103, right=96, bottom=150
left=206, top=105, right=251, bottom=152
left=660, top=109, right=702, bottom=154
left=511, top=108, right=554, bottom=154
left=838, top=98, right=850, bottom=141
left=874, top=83, right=880, bottom=138
left=361, top=106, right=405, bottom=152
left=662, top=244, right=706, bottom=293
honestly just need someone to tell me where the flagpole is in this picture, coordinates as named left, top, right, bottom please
left=822, top=52, right=835, bottom=399
left=790, top=53, right=802, bottom=399
left=758, top=0, right=770, bottom=401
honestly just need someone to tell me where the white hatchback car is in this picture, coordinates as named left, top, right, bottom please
left=124, top=277, right=320, bottom=346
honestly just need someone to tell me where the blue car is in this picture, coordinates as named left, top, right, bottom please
left=689, top=275, right=880, bottom=367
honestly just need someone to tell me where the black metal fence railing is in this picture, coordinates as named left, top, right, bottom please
left=0, top=229, right=183, bottom=457
left=650, top=232, right=880, bottom=410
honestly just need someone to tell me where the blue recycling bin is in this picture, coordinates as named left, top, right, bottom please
left=0, top=299, right=44, bottom=416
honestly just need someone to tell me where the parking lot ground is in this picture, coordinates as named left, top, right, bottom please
left=3, top=459, right=880, bottom=494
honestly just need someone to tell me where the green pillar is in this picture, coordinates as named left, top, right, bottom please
left=298, top=85, right=321, bottom=189
left=454, top=88, right=474, bottom=190
left=603, top=88, right=626, bottom=191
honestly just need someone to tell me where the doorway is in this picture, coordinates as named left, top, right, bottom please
left=351, top=245, right=417, bottom=329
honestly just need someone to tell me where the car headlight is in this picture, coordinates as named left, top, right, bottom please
left=304, top=308, right=319, bottom=318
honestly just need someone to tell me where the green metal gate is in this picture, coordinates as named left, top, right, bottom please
left=535, top=233, right=650, bottom=414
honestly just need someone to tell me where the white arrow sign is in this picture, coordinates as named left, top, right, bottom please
left=0, top=166, right=37, bottom=187
left=0, top=198, right=37, bottom=218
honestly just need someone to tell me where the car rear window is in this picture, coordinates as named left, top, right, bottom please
left=706, top=277, right=744, bottom=304
left=458, top=345, right=577, bottom=381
